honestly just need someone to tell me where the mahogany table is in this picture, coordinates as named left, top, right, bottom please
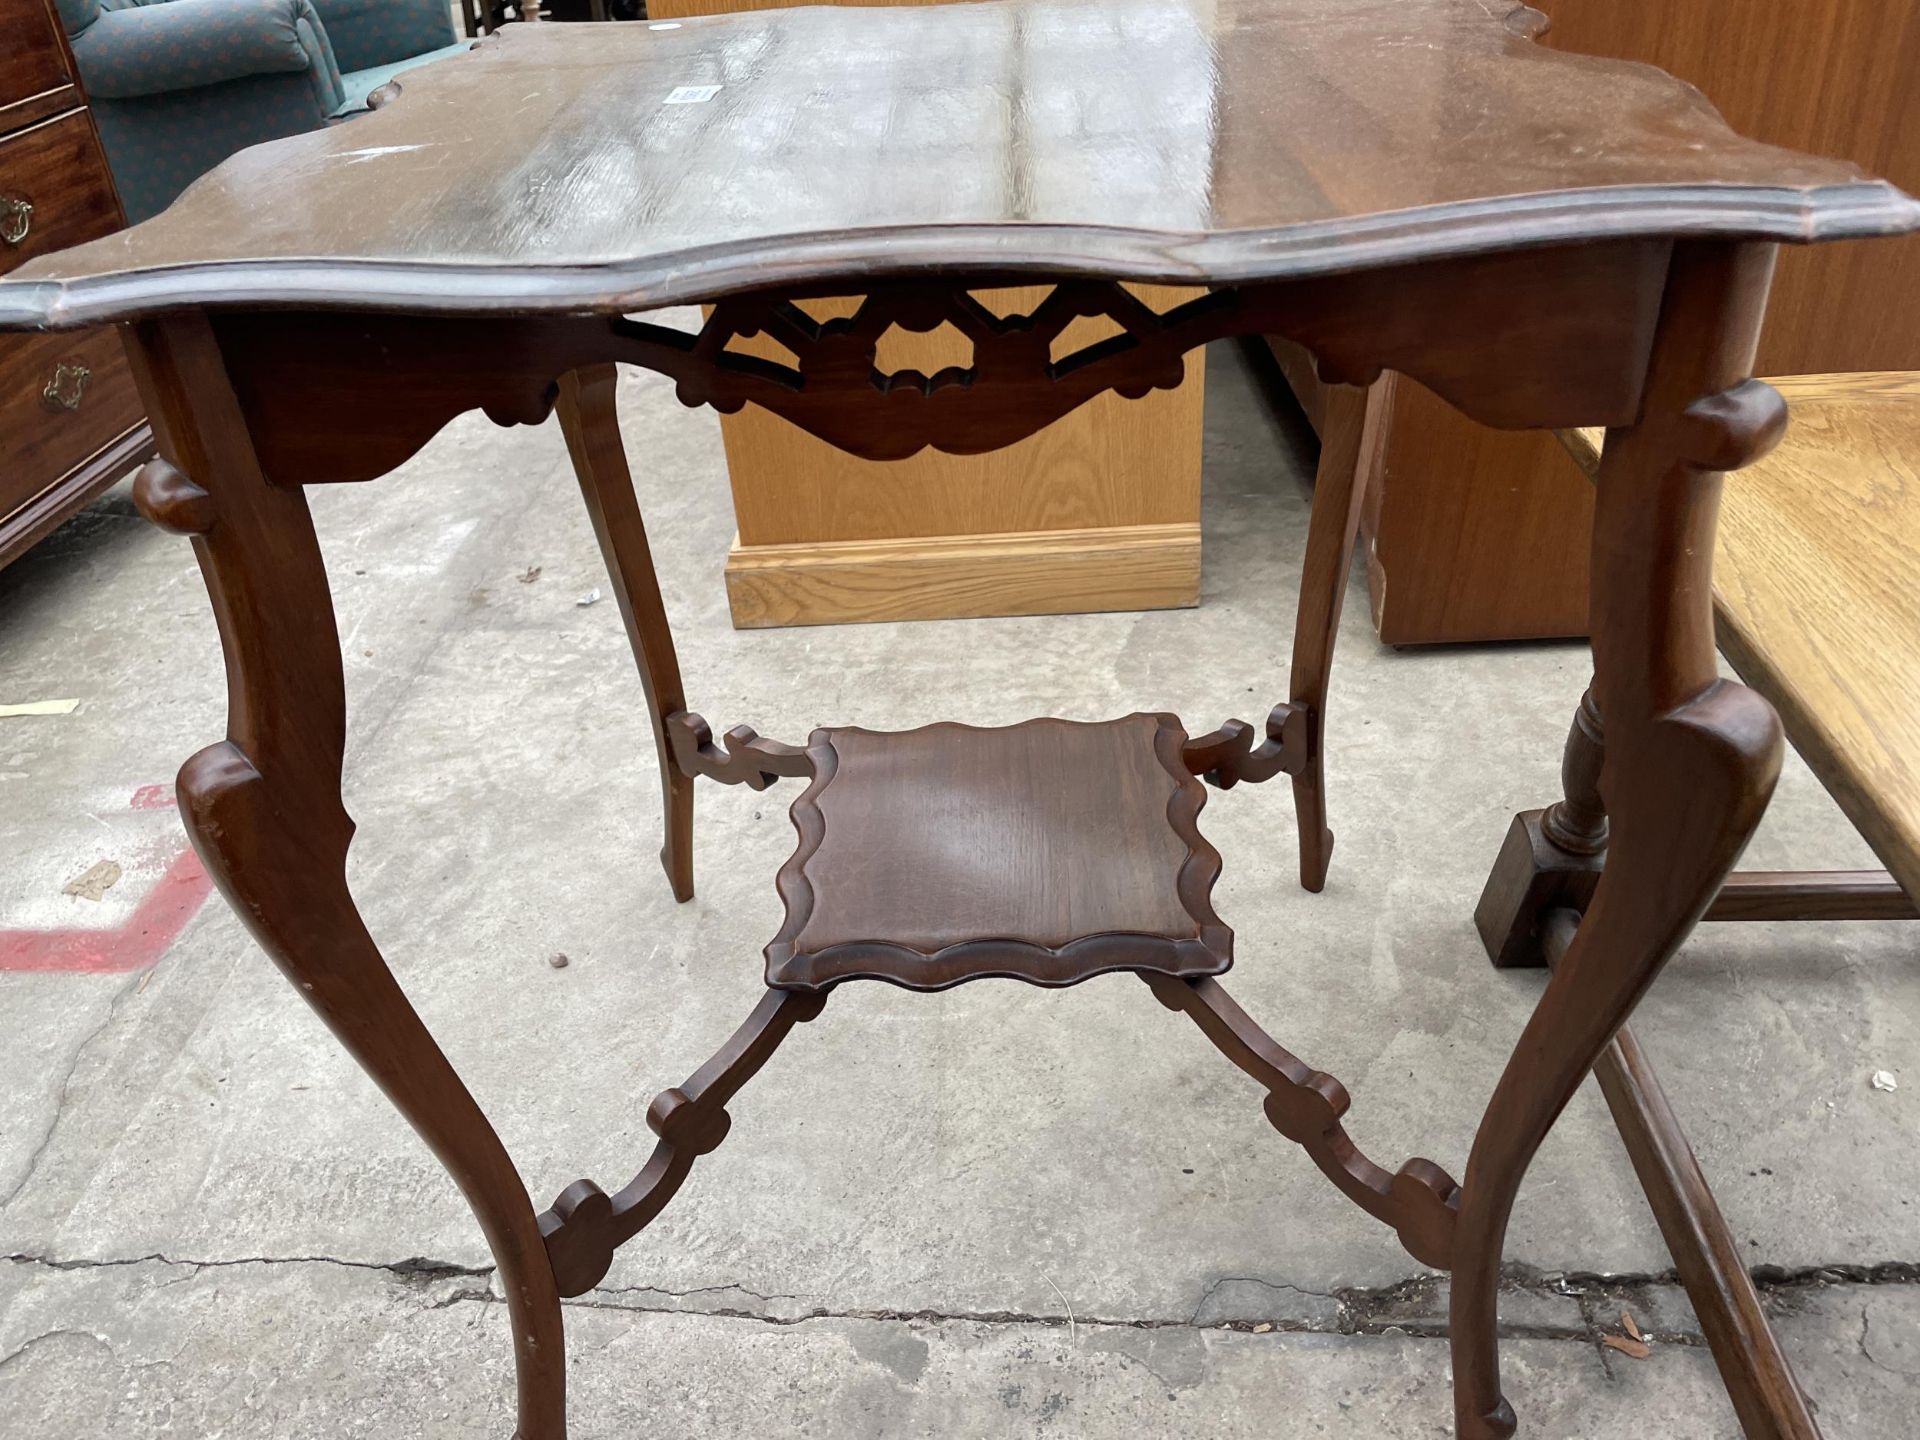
left=2, top=2, right=1915, bottom=1435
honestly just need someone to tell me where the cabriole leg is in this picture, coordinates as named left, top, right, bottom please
left=1288, top=381, right=1380, bottom=892
left=558, top=364, right=696, bottom=902
left=1449, top=242, right=1789, bottom=1439
left=126, top=313, right=569, bottom=1440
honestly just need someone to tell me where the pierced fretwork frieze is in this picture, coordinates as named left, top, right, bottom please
left=609, top=281, right=1236, bottom=461
left=1182, top=703, right=1310, bottom=788
left=665, top=710, right=812, bottom=789
left=215, top=242, right=1665, bottom=487
left=1144, top=973, right=1459, bottom=1269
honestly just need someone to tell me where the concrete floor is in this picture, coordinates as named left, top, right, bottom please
left=1, top=337, right=1915, bottom=1437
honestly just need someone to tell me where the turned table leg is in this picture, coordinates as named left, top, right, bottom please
left=1452, top=242, right=1788, bottom=1438
left=1474, top=682, right=1609, bottom=969
left=126, top=313, right=570, bottom=1440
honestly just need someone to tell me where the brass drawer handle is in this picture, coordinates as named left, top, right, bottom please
left=42, top=362, right=90, bottom=411
left=0, top=195, right=30, bottom=246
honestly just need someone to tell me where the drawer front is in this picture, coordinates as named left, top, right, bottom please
left=0, top=1, right=73, bottom=118
left=0, top=110, right=122, bottom=276
left=0, top=327, right=144, bottom=522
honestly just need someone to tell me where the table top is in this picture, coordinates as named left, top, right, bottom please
left=4, top=0, right=1917, bottom=328
left=1563, top=374, right=1920, bottom=900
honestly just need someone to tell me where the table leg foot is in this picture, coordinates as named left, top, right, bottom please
left=1473, top=807, right=1604, bottom=969
left=1292, top=769, right=1334, bottom=893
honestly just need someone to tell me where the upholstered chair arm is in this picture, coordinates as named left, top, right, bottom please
left=305, top=0, right=456, bottom=73
left=70, top=0, right=336, bottom=101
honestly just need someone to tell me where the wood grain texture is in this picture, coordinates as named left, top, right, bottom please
left=0, top=419, right=146, bottom=561
left=0, top=3, right=151, bottom=570
left=724, top=522, right=1200, bottom=627
left=1710, top=373, right=1920, bottom=900
left=1563, top=374, right=1920, bottom=899
left=714, top=280, right=1203, bottom=628
left=0, top=325, right=143, bottom=522
left=767, top=714, right=1231, bottom=990
left=1706, top=871, right=1918, bottom=922
left=0, top=0, right=72, bottom=134
left=4, top=0, right=1914, bottom=328
left=0, top=109, right=127, bottom=271
left=202, top=242, right=1672, bottom=501
left=557, top=365, right=697, bottom=900
left=123, top=313, right=567, bottom=1439
left=717, top=285, right=1203, bottom=529
left=1457, top=242, right=1786, bottom=1439
left=1338, top=0, right=1920, bottom=647
left=1539, top=0, right=1920, bottom=377
left=1361, top=377, right=1597, bottom=644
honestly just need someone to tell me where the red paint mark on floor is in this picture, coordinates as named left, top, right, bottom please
left=0, top=786, right=215, bottom=974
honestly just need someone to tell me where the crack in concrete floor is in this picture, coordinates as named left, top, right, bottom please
left=9, top=1248, right=1916, bottom=1348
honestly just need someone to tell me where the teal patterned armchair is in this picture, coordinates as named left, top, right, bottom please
left=56, top=0, right=472, bottom=223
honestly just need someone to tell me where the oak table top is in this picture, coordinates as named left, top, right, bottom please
left=1565, top=373, right=1920, bottom=900
left=2, top=0, right=1917, bottom=327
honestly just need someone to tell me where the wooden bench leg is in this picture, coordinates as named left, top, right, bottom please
left=1542, top=910, right=1821, bottom=1440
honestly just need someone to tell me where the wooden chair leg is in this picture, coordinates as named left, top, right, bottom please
left=1452, top=242, right=1786, bottom=1439
left=128, top=315, right=570, bottom=1440
left=1287, top=380, right=1381, bottom=892
left=557, top=365, right=697, bottom=903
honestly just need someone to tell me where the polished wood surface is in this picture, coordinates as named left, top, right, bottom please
left=1564, top=372, right=1920, bottom=899
left=1363, top=376, right=1598, bottom=644
left=196, top=242, right=1671, bottom=485
left=655, top=0, right=1209, bottom=633
left=557, top=364, right=696, bottom=900
left=1705, top=871, right=1918, bottom=923
left=0, top=325, right=143, bottom=516
left=0, top=0, right=72, bottom=131
left=3, top=0, right=1914, bottom=327
left=768, top=714, right=1231, bottom=989
left=1463, top=241, right=1787, bottom=1438
left=0, top=0, right=151, bottom=568
left=0, top=110, right=128, bottom=266
left=6, top=5, right=1913, bottom=1434
left=1330, top=0, right=1920, bottom=646
left=1539, top=0, right=1920, bottom=378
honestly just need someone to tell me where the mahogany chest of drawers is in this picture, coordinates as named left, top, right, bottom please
left=1, top=0, right=151, bottom=569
